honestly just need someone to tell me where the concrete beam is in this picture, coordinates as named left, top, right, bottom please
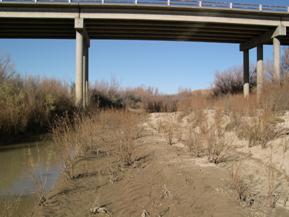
left=273, top=37, right=281, bottom=83
left=240, top=25, right=286, bottom=51
left=257, top=44, right=264, bottom=100
left=81, top=13, right=289, bottom=27
left=243, top=49, right=250, bottom=98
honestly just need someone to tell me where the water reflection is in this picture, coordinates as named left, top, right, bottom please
left=0, top=137, right=63, bottom=216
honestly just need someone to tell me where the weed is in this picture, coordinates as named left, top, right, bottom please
left=231, top=162, right=250, bottom=203
left=186, top=128, right=204, bottom=157
left=266, top=148, right=281, bottom=208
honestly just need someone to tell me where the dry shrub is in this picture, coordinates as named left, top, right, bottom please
left=205, top=111, right=231, bottom=164
left=185, top=110, right=230, bottom=163
left=259, top=78, right=289, bottom=113
left=90, top=83, right=177, bottom=113
left=266, top=149, right=281, bottom=209
left=207, top=132, right=228, bottom=164
left=205, top=124, right=230, bottom=164
left=185, top=110, right=207, bottom=157
left=52, top=110, right=143, bottom=179
left=144, top=95, right=177, bottom=113
left=162, top=117, right=177, bottom=146
left=212, top=66, right=256, bottom=97
left=231, top=162, right=250, bottom=203
left=177, top=89, right=212, bottom=113
left=140, top=88, right=177, bottom=113
left=167, top=125, right=174, bottom=146
left=90, top=80, right=124, bottom=109
left=186, top=129, right=205, bottom=157
left=238, top=112, right=283, bottom=148
left=0, top=58, right=74, bottom=142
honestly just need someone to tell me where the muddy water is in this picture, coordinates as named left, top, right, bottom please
left=0, top=137, right=63, bottom=217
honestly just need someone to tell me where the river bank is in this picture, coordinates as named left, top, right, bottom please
left=33, top=111, right=289, bottom=217
left=34, top=113, right=249, bottom=217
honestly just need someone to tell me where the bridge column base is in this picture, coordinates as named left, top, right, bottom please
left=243, top=49, right=250, bottom=98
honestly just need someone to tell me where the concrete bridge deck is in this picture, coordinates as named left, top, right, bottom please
left=0, top=0, right=288, bottom=106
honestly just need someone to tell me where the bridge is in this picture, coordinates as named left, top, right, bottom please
left=0, top=0, right=289, bottom=107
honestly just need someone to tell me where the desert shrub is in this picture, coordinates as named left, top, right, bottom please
left=236, top=112, right=284, bottom=148
left=143, top=95, right=177, bottom=113
left=186, top=128, right=205, bottom=157
left=258, top=78, right=289, bottom=113
left=0, top=59, right=74, bottom=142
left=89, top=80, right=125, bottom=109
left=177, top=89, right=212, bottom=112
left=212, top=66, right=256, bottom=96
left=52, top=110, right=143, bottom=179
left=231, top=162, right=250, bottom=203
left=89, top=83, right=177, bottom=112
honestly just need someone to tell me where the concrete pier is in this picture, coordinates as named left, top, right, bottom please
left=75, top=29, right=84, bottom=106
left=75, top=18, right=89, bottom=108
left=83, top=39, right=90, bottom=108
left=273, top=37, right=281, bottom=83
left=243, top=49, right=250, bottom=98
left=257, top=44, right=264, bottom=99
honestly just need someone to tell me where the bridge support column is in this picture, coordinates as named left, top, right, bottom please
left=83, top=39, right=90, bottom=108
left=243, top=49, right=250, bottom=98
left=273, top=37, right=281, bottom=83
left=75, top=18, right=90, bottom=108
left=257, top=44, right=264, bottom=100
left=75, top=29, right=84, bottom=107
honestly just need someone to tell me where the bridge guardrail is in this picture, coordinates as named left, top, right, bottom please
left=0, top=0, right=288, bottom=13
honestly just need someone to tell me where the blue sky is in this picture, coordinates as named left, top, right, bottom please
left=0, top=0, right=289, bottom=94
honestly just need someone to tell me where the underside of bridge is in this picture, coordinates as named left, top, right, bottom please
left=0, top=3, right=289, bottom=107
